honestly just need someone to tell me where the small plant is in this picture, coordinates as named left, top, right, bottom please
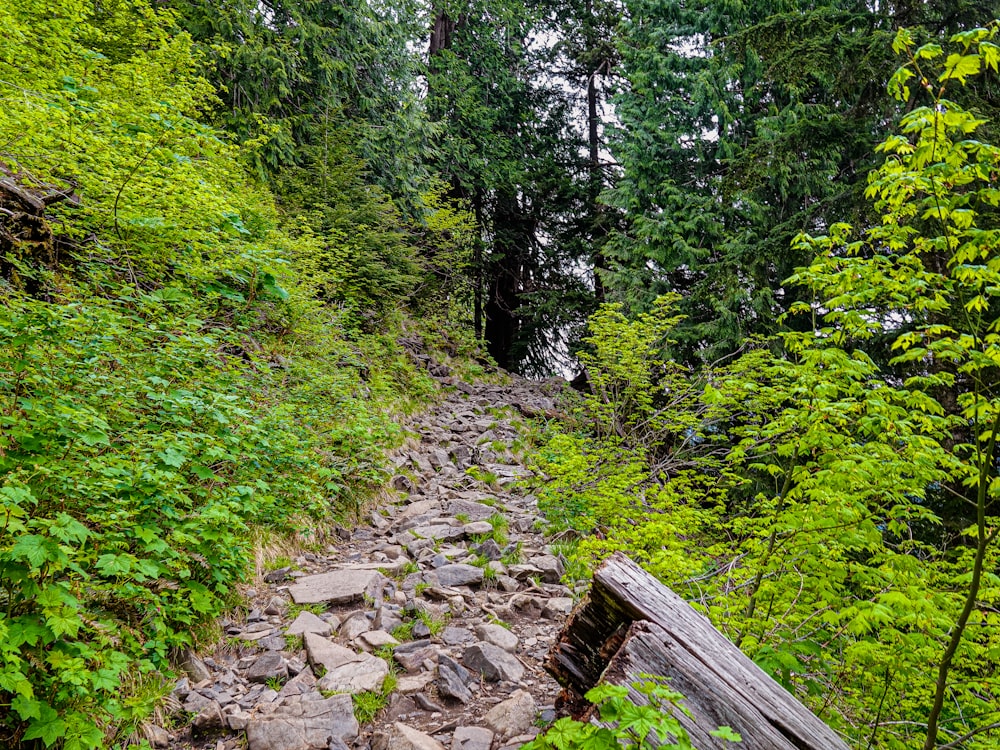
left=455, top=513, right=471, bottom=523
left=501, top=541, right=523, bottom=566
left=417, top=609, right=450, bottom=636
left=287, top=602, right=327, bottom=620
left=487, top=615, right=512, bottom=630
left=522, top=677, right=741, bottom=749
left=353, top=674, right=397, bottom=723
left=265, top=676, right=286, bottom=691
left=266, top=555, right=295, bottom=571
left=389, top=560, right=420, bottom=578
left=286, top=634, right=304, bottom=653
left=414, top=581, right=432, bottom=596
left=392, top=621, right=415, bottom=641
left=465, top=466, right=499, bottom=486
left=373, top=644, right=397, bottom=661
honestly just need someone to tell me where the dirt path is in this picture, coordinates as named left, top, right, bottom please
left=161, top=372, right=572, bottom=750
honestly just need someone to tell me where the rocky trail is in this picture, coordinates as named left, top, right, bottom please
left=161, top=373, right=575, bottom=750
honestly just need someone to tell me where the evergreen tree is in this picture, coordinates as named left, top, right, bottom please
left=604, top=0, right=1000, bottom=364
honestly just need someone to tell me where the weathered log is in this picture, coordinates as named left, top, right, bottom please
left=546, top=553, right=849, bottom=750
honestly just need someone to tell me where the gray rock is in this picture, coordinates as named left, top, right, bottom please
left=374, top=605, right=404, bottom=633
left=440, top=627, right=476, bottom=646
left=183, top=691, right=214, bottom=714
left=247, top=652, right=288, bottom=684
left=393, top=640, right=439, bottom=672
left=339, top=611, right=372, bottom=641
left=180, top=651, right=212, bottom=683
left=373, top=723, right=446, bottom=750
left=357, top=630, right=399, bottom=650
left=396, top=671, right=436, bottom=694
left=264, top=596, right=287, bottom=616
left=437, top=662, right=472, bottom=704
left=245, top=695, right=359, bottom=750
left=304, top=633, right=359, bottom=673
left=463, top=521, right=493, bottom=536
left=289, top=569, right=384, bottom=605
left=431, top=564, right=484, bottom=587
left=463, top=642, right=524, bottom=682
left=529, top=555, right=564, bottom=583
left=452, top=726, right=494, bottom=750
left=259, top=635, right=288, bottom=651
left=409, top=523, right=466, bottom=542
left=484, top=690, right=536, bottom=740
left=286, top=611, right=333, bottom=637
left=445, top=500, right=496, bottom=522
left=473, top=539, right=502, bottom=561
left=542, top=597, right=574, bottom=619
left=191, top=700, right=225, bottom=735
left=412, top=619, right=431, bottom=638
left=316, top=652, right=389, bottom=694
left=475, top=623, right=518, bottom=653
left=414, top=693, right=444, bottom=713
left=145, top=724, right=171, bottom=748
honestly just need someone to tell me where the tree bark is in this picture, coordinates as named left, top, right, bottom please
left=547, top=553, right=850, bottom=750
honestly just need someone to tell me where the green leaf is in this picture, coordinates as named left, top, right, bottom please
left=23, top=703, right=68, bottom=746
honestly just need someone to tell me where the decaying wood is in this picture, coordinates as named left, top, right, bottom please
left=0, top=163, right=79, bottom=282
left=546, top=553, right=849, bottom=750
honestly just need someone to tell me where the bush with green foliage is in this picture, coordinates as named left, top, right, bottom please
left=524, top=678, right=740, bottom=750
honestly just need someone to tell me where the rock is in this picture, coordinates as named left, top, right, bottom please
left=542, top=597, right=574, bottom=619
left=304, top=633, right=359, bottom=673
left=396, top=671, right=436, bottom=694
left=473, top=539, right=502, bottom=561
left=440, top=627, right=476, bottom=646
left=264, top=566, right=292, bottom=583
left=358, top=630, right=399, bottom=650
left=191, top=700, right=225, bottom=735
left=528, top=555, right=564, bottom=583
left=463, top=642, right=524, bottom=682
left=227, top=711, right=251, bottom=731
left=409, top=523, right=466, bottom=542
left=289, top=569, right=384, bottom=605
left=373, top=723, right=446, bottom=750
left=475, top=623, right=518, bottom=653
left=484, top=690, right=537, bottom=740
left=437, top=661, right=472, bottom=704
left=245, top=695, right=359, bottom=750
left=374, top=605, right=405, bottom=633
left=144, top=724, right=171, bottom=748
left=180, top=651, right=212, bottom=683
left=445, top=500, right=496, bottom=521
left=414, top=693, right=444, bottom=713
left=412, top=619, right=431, bottom=638
left=463, top=521, right=493, bottom=536
left=183, top=691, right=214, bottom=714
left=247, top=652, right=288, bottom=684
left=264, top=596, right=287, bottom=616
left=496, top=575, right=520, bottom=592
left=431, top=564, right=484, bottom=587
left=286, top=611, right=333, bottom=637
left=452, top=727, right=494, bottom=750
left=508, top=564, right=544, bottom=581
left=393, top=640, right=439, bottom=672
left=339, top=611, right=372, bottom=641
left=316, top=652, right=389, bottom=694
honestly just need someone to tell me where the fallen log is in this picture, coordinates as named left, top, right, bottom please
left=546, top=553, right=849, bottom=750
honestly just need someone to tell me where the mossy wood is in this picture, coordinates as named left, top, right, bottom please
left=547, top=553, right=850, bottom=750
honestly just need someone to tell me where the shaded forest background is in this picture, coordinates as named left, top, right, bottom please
left=2, top=0, right=1000, bottom=748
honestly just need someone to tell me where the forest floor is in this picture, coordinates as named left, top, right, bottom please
left=160, top=367, right=574, bottom=750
